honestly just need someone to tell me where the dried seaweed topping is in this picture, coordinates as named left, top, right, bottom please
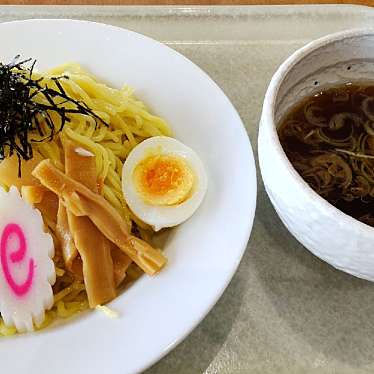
left=0, top=56, right=106, bottom=166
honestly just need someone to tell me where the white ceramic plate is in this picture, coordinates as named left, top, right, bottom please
left=0, top=19, right=256, bottom=374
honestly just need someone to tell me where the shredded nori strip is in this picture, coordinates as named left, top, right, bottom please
left=0, top=56, right=107, bottom=174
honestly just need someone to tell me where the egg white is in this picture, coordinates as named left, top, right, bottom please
left=122, top=136, right=208, bottom=231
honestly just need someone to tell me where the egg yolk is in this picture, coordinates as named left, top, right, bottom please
left=133, top=154, right=194, bottom=206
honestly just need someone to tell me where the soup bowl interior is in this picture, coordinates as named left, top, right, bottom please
left=259, top=28, right=374, bottom=281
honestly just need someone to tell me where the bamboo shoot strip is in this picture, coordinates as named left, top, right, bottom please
left=32, top=159, right=167, bottom=275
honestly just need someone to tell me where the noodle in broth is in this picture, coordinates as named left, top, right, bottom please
left=278, top=83, right=374, bottom=227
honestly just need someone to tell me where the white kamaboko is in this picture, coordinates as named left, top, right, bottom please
left=122, top=136, right=208, bottom=231
left=0, top=187, right=55, bottom=332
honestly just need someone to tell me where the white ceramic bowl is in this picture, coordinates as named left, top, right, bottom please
left=259, top=28, right=374, bottom=282
left=0, top=19, right=257, bottom=374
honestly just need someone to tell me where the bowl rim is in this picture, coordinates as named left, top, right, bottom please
left=261, top=27, right=374, bottom=234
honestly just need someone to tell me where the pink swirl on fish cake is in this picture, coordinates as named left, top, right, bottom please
left=0, top=223, right=34, bottom=297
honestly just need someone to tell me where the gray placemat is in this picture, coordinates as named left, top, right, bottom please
left=2, top=5, right=374, bottom=373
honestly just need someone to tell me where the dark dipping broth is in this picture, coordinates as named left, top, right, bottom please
left=278, top=83, right=374, bottom=227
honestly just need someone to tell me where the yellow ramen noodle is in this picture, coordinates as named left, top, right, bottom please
left=0, top=63, right=171, bottom=336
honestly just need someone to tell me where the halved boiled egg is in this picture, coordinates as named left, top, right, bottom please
left=122, top=136, right=207, bottom=231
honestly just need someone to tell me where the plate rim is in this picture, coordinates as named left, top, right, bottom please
left=0, top=18, right=257, bottom=374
